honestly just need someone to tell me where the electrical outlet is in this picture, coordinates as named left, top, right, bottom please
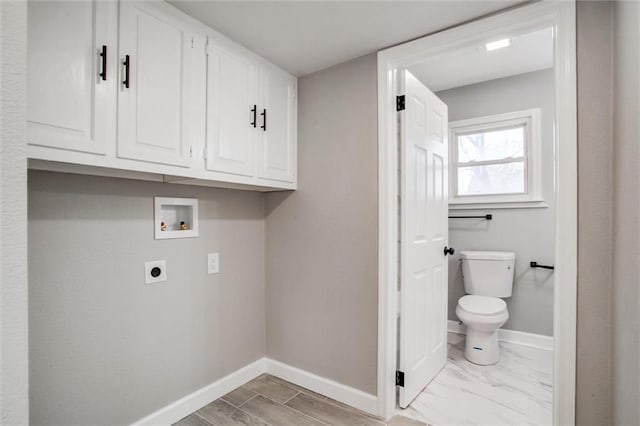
left=207, top=253, right=219, bottom=274
left=145, top=260, right=166, bottom=284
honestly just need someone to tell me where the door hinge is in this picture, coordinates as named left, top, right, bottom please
left=203, top=148, right=207, bottom=160
left=396, top=370, right=405, bottom=387
left=205, top=39, right=210, bottom=56
left=189, top=146, right=193, bottom=158
left=396, top=95, right=405, bottom=111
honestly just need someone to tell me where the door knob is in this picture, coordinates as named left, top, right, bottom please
left=444, top=246, right=455, bottom=256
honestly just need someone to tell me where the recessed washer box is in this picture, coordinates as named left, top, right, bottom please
left=154, top=197, right=199, bottom=240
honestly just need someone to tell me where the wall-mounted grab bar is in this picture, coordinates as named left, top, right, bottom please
left=448, top=214, right=492, bottom=220
left=530, top=261, right=554, bottom=270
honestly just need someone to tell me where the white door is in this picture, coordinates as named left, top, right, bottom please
left=206, top=44, right=258, bottom=177
left=257, top=67, right=296, bottom=183
left=398, top=70, right=449, bottom=408
left=118, top=2, right=199, bottom=167
left=27, top=0, right=116, bottom=154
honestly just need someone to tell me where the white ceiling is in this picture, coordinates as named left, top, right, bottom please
left=169, top=1, right=524, bottom=77
left=408, top=27, right=554, bottom=92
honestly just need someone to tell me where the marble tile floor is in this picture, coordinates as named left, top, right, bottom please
left=174, top=374, right=425, bottom=426
left=399, top=333, right=553, bottom=426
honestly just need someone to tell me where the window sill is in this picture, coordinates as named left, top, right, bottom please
left=449, top=199, right=549, bottom=210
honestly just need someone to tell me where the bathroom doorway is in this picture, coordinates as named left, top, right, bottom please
left=376, top=2, right=577, bottom=424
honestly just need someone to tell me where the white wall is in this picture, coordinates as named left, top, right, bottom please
left=28, top=172, right=266, bottom=425
left=437, top=70, right=555, bottom=336
left=0, top=2, right=29, bottom=425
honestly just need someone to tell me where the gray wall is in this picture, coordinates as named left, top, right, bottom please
left=436, top=70, right=555, bottom=336
left=262, top=18, right=625, bottom=415
left=612, top=1, right=640, bottom=424
left=0, top=2, right=29, bottom=425
left=576, top=2, right=613, bottom=424
left=28, top=171, right=266, bottom=425
left=24, top=5, right=636, bottom=425
left=261, top=14, right=624, bottom=419
left=264, top=53, right=379, bottom=395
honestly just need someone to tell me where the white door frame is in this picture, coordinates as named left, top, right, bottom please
left=376, top=1, right=577, bottom=424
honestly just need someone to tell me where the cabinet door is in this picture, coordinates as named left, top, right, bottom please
left=118, top=2, right=200, bottom=168
left=206, top=44, right=258, bottom=177
left=27, top=0, right=116, bottom=154
left=257, top=68, right=297, bottom=183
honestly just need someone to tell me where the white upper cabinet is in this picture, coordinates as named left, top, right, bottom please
left=27, top=0, right=116, bottom=155
left=205, top=42, right=297, bottom=184
left=206, top=45, right=258, bottom=177
left=257, top=67, right=297, bottom=183
left=117, top=2, right=204, bottom=168
left=26, top=0, right=296, bottom=191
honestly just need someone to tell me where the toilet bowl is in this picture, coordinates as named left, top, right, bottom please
left=456, top=295, right=509, bottom=365
left=457, top=250, right=515, bottom=365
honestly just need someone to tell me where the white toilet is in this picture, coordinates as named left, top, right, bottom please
left=456, top=250, right=515, bottom=365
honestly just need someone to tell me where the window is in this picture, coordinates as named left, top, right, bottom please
left=449, top=109, right=543, bottom=207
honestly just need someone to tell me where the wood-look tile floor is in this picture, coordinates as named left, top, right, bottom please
left=174, top=374, right=425, bottom=426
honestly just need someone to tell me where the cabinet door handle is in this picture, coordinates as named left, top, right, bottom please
left=122, top=55, right=130, bottom=89
left=99, top=45, right=107, bottom=81
left=260, top=108, right=267, bottom=131
left=251, top=105, right=257, bottom=128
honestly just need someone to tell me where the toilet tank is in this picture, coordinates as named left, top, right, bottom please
left=460, top=251, right=516, bottom=297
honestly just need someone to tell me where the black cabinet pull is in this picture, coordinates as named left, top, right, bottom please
left=448, top=214, right=492, bottom=220
left=99, top=45, right=107, bottom=81
left=251, top=105, right=257, bottom=128
left=122, top=55, right=130, bottom=88
left=444, top=246, right=455, bottom=256
left=260, top=108, right=267, bottom=131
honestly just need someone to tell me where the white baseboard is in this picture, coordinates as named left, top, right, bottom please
left=131, top=357, right=379, bottom=425
left=265, top=358, right=378, bottom=417
left=132, top=358, right=266, bottom=425
left=448, top=320, right=554, bottom=351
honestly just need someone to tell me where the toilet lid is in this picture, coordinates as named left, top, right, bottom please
left=458, top=295, right=507, bottom=316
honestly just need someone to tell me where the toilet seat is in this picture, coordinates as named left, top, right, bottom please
left=457, top=295, right=507, bottom=316
left=456, top=295, right=509, bottom=365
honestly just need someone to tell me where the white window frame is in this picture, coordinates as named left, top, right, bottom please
left=449, top=108, right=544, bottom=208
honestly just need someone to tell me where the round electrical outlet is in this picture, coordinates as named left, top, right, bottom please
left=144, top=260, right=166, bottom=284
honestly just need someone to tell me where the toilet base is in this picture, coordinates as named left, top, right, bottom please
left=464, top=327, right=500, bottom=365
